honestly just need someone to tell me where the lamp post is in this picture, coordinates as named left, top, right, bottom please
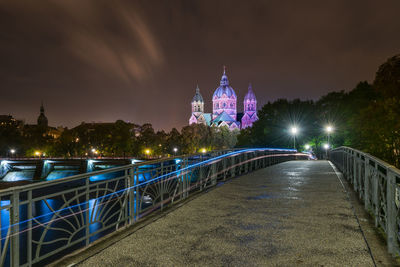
left=323, top=143, right=329, bottom=159
left=10, top=149, right=15, bottom=158
left=325, top=125, right=333, bottom=147
left=290, top=126, right=298, bottom=149
left=173, top=147, right=178, bottom=156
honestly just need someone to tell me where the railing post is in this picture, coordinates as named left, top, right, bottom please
left=186, top=158, right=191, bottom=198
left=373, top=165, right=379, bottom=227
left=127, top=168, right=135, bottom=224
left=211, top=154, right=217, bottom=186
left=134, top=167, right=140, bottom=220
left=223, top=155, right=227, bottom=181
left=199, top=156, right=204, bottom=191
left=11, top=189, right=20, bottom=267
left=364, top=160, right=371, bottom=211
left=353, top=154, right=357, bottom=187
left=244, top=153, right=248, bottom=173
left=386, top=170, right=398, bottom=254
left=85, top=178, right=90, bottom=245
left=230, top=154, right=235, bottom=178
left=160, top=162, right=164, bottom=211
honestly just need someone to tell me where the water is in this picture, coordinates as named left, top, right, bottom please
left=2, top=170, right=35, bottom=181
left=46, top=170, right=80, bottom=180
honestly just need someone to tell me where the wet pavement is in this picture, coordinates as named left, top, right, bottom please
left=76, top=160, right=379, bottom=266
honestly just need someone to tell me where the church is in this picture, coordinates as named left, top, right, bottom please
left=189, top=68, right=258, bottom=130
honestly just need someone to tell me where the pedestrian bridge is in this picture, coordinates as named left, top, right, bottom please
left=0, top=148, right=398, bottom=266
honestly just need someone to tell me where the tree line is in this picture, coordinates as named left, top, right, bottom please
left=237, top=55, right=400, bottom=167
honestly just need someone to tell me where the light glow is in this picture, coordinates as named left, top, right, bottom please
left=290, top=126, right=298, bottom=135
left=325, top=125, right=334, bottom=133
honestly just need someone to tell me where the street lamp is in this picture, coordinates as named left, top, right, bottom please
left=173, top=147, right=178, bottom=155
left=144, top=149, right=151, bottom=158
left=290, top=126, right=298, bottom=149
left=325, top=125, right=334, bottom=147
left=200, top=148, right=207, bottom=154
left=10, top=149, right=15, bottom=157
left=304, top=144, right=310, bottom=150
left=323, top=143, right=329, bottom=159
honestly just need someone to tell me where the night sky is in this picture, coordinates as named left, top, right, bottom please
left=1, top=0, right=400, bottom=130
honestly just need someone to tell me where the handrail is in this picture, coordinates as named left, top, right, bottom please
left=329, top=146, right=400, bottom=256
left=0, top=147, right=306, bottom=266
left=0, top=148, right=295, bottom=193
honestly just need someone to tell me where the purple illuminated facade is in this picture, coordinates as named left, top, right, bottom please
left=241, top=83, right=259, bottom=128
left=189, top=68, right=258, bottom=130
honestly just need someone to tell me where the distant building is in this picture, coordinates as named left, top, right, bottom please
left=189, top=67, right=258, bottom=130
left=22, top=103, right=63, bottom=139
left=37, top=102, right=48, bottom=129
left=0, top=115, right=23, bottom=128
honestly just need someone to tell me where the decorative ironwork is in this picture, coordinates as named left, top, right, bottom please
left=330, top=147, right=400, bottom=256
left=0, top=148, right=306, bottom=266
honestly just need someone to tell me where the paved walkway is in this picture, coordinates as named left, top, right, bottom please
left=78, top=160, right=377, bottom=266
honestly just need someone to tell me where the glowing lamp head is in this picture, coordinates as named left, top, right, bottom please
left=290, top=126, right=298, bottom=135
left=173, top=147, right=178, bottom=152
left=326, top=125, right=333, bottom=133
left=34, top=151, right=41, bottom=156
left=200, top=148, right=207, bottom=154
left=323, top=143, right=330, bottom=150
left=10, top=149, right=15, bottom=154
left=91, top=148, right=96, bottom=153
left=145, top=149, right=151, bottom=155
left=304, top=144, right=310, bottom=150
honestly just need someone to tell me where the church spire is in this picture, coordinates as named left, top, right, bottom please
left=40, top=101, right=44, bottom=114
left=220, top=66, right=229, bottom=86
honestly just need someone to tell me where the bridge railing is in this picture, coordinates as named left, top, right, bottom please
left=329, top=146, right=400, bottom=256
left=0, top=148, right=307, bottom=266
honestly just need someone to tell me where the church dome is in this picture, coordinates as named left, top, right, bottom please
left=244, top=83, right=256, bottom=101
left=213, top=69, right=237, bottom=99
left=192, top=85, right=204, bottom=102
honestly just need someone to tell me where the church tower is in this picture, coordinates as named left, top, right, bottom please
left=241, top=83, right=258, bottom=128
left=189, top=85, right=205, bottom=125
left=212, top=67, right=237, bottom=121
left=37, top=102, right=48, bottom=129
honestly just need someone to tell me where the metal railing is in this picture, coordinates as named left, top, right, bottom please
left=0, top=148, right=307, bottom=266
left=330, top=146, right=400, bottom=256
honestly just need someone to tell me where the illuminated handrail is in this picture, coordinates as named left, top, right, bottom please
left=329, top=146, right=400, bottom=256
left=0, top=148, right=307, bottom=266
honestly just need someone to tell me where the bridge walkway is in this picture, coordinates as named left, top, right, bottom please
left=73, top=160, right=394, bottom=266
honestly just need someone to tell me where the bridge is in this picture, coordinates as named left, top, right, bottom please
left=0, top=148, right=398, bottom=266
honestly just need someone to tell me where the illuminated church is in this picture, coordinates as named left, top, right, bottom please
left=189, top=68, right=258, bottom=130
